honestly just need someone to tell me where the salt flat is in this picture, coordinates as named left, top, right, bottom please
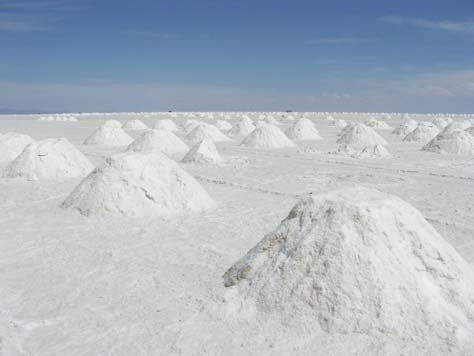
left=0, top=112, right=473, bottom=355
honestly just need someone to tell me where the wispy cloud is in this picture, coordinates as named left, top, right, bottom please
left=378, top=15, right=474, bottom=35
left=124, top=30, right=180, bottom=40
left=305, top=37, right=372, bottom=45
left=0, top=0, right=88, bottom=32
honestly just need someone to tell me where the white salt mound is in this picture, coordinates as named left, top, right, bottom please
left=122, top=119, right=148, bottom=131
left=465, top=127, right=474, bottom=136
left=181, top=138, right=223, bottom=165
left=364, top=118, right=392, bottom=130
left=62, top=151, right=215, bottom=218
left=83, top=125, right=133, bottom=146
left=240, top=124, right=296, bottom=149
left=352, top=144, right=392, bottom=159
left=3, top=138, right=94, bottom=180
left=442, top=120, right=472, bottom=133
left=186, top=123, right=231, bottom=145
left=336, top=123, right=388, bottom=148
left=403, top=123, right=440, bottom=144
left=0, top=132, right=35, bottom=164
left=392, top=120, right=418, bottom=136
left=127, top=129, right=188, bottom=156
left=285, top=118, right=321, bottom=141
left=103, top=119, right=123, bottom=129
left=432, top=117, right=450, bottom=130
left=184, top=119, right=201, bottom=133
left=229, top=117, right=256, bottom=137
left=223, top=187, right=474, bottom=354
left=154, top=119, right=179, bottom=132
left=215, top=120, right=233, bottom=131
left=264, top=116, right=280, bottom=125
left=422, top=130, right=474, bottom=156
left=334, top=119, right=347, bottom=128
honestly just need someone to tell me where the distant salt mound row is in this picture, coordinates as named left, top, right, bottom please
left=223, top=187, right=474, bottom=353
left=442, top=120, right=472, bottom=133
left=127, top=129, right=188, bottom=156
left=229, top=117, right=256, bottom=137
left=83, top=125, right=134, bottom=146
left=154, top=119, right=179, bottom=132
left=37, top=116, right=78, bottom=122
left=186, top=123, right=231, bottom=145
left=215, top=120, right=233, bottom=131
left=432, top=117, right=450, bottom=130
left=62, top=151, right=215, bottom=218
left=181, top=138, right=223, bottom=165
left=240, top=124, right=296, bottom=149
left=0, top=132, right=34, bottom=163
left=334, top=119, right=347, bottom=128
left=122, top=119, right=148, bottom=131
left=422, top=130, right=474, bottom=156
left=364, top=118, right=392, bottom=130
left=285, top=118, right=321, bottom=141
left=3, top=138, right=94, bottom=180
left=336, top=123, right=388, bottom=148
left=403, top=123, right=440, bottom=144
left=392, top=120, right=418, bottom=136
left=103, top=119, right=123, bottom=129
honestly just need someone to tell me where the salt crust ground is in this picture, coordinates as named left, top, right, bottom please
left=0, top=112, right=474, bottom=356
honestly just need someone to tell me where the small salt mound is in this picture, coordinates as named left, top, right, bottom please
left=392, top=120, right=418, bottom=136
left=432, top=117, right=449, bottom=130
left=83, top=125, right=133, bottom=146
left=37, top=116, right=55, bottom=121
left=103, top=119, right=123, bottom=129
left=186, top=123, right=231, bottom=145
left=334, top=119, right=347, bottom=128
left=465, top=127, right=474, bottom=136
left=364, top=118, right=392, bottom=130
left=3, top=138, right=94, bottom=180
left=403, top=123, right=440, bottom=144
left=122, top=119, right=148, bottom=131
left=181, top=138, right=223, bottom=165
left=184, top=119, right=201, bottom=133
left=285, top=118, right=321, bottom=141
left=154, top=119, right=179, bottom=132
left=223, top=187, right=474, bottom=353
left=0, top=132, right=34, bottom=163
left=240, top=124, right=296, bottom=149
left=229, top=117, right=256, bottom=137
left=351, top=144, right=392, bottom=159
left=442, top=120, right=472, bottom=133
left=325, top=115, right=335, bottom=122
left=336, top=123, right=388, bottom=148
left=264, top=116, right=280, bottom=125
left=422, top=130, right=474, bottom=156
left=127, top=129, right=188, bottom=156
left=215, top=120, right=233, bottom=131
left=62, top=151, right=215, bottom=218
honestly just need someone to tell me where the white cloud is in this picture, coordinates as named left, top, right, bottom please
left=379, top=15, right=474, bottom=35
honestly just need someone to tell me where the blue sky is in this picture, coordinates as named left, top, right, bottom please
left=1, top=0, right=474, bottom=113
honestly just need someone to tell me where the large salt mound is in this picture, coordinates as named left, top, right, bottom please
left=403, top=123, right=440, bottom=144
left=0, top=132, right=34, bottom=164
left=154, top=119, right=179, bottom=132
left=240, top=124, right=296, bottom=149
left=285, top=118, right=321, bottom=141
left=127, top=129, right=188, bottom=156
left=186, top=123, right=231, bottom=145
left=336, top=123, right=388, bottom=148
left=229, top=117, right=255, bottom=137
left=364, top=118, right=392, bottom=130
left=181, top=138, right=223, bottom=165
left=122, top=119, right=148, bottom=131
left=392, top=120, right=418, bottom=136
left=3, top=138, right=94, bottom=180
left=442, top=120, right=472, bottom=133
left=83, top=125, right=134, bottom=146
left=422, top=130, right=474, bottom=156
left=223, top=187, right=474, bottom=353
left=62, top=151, right=215, bottom=218
left=432, top=117, right=450, bottom=130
